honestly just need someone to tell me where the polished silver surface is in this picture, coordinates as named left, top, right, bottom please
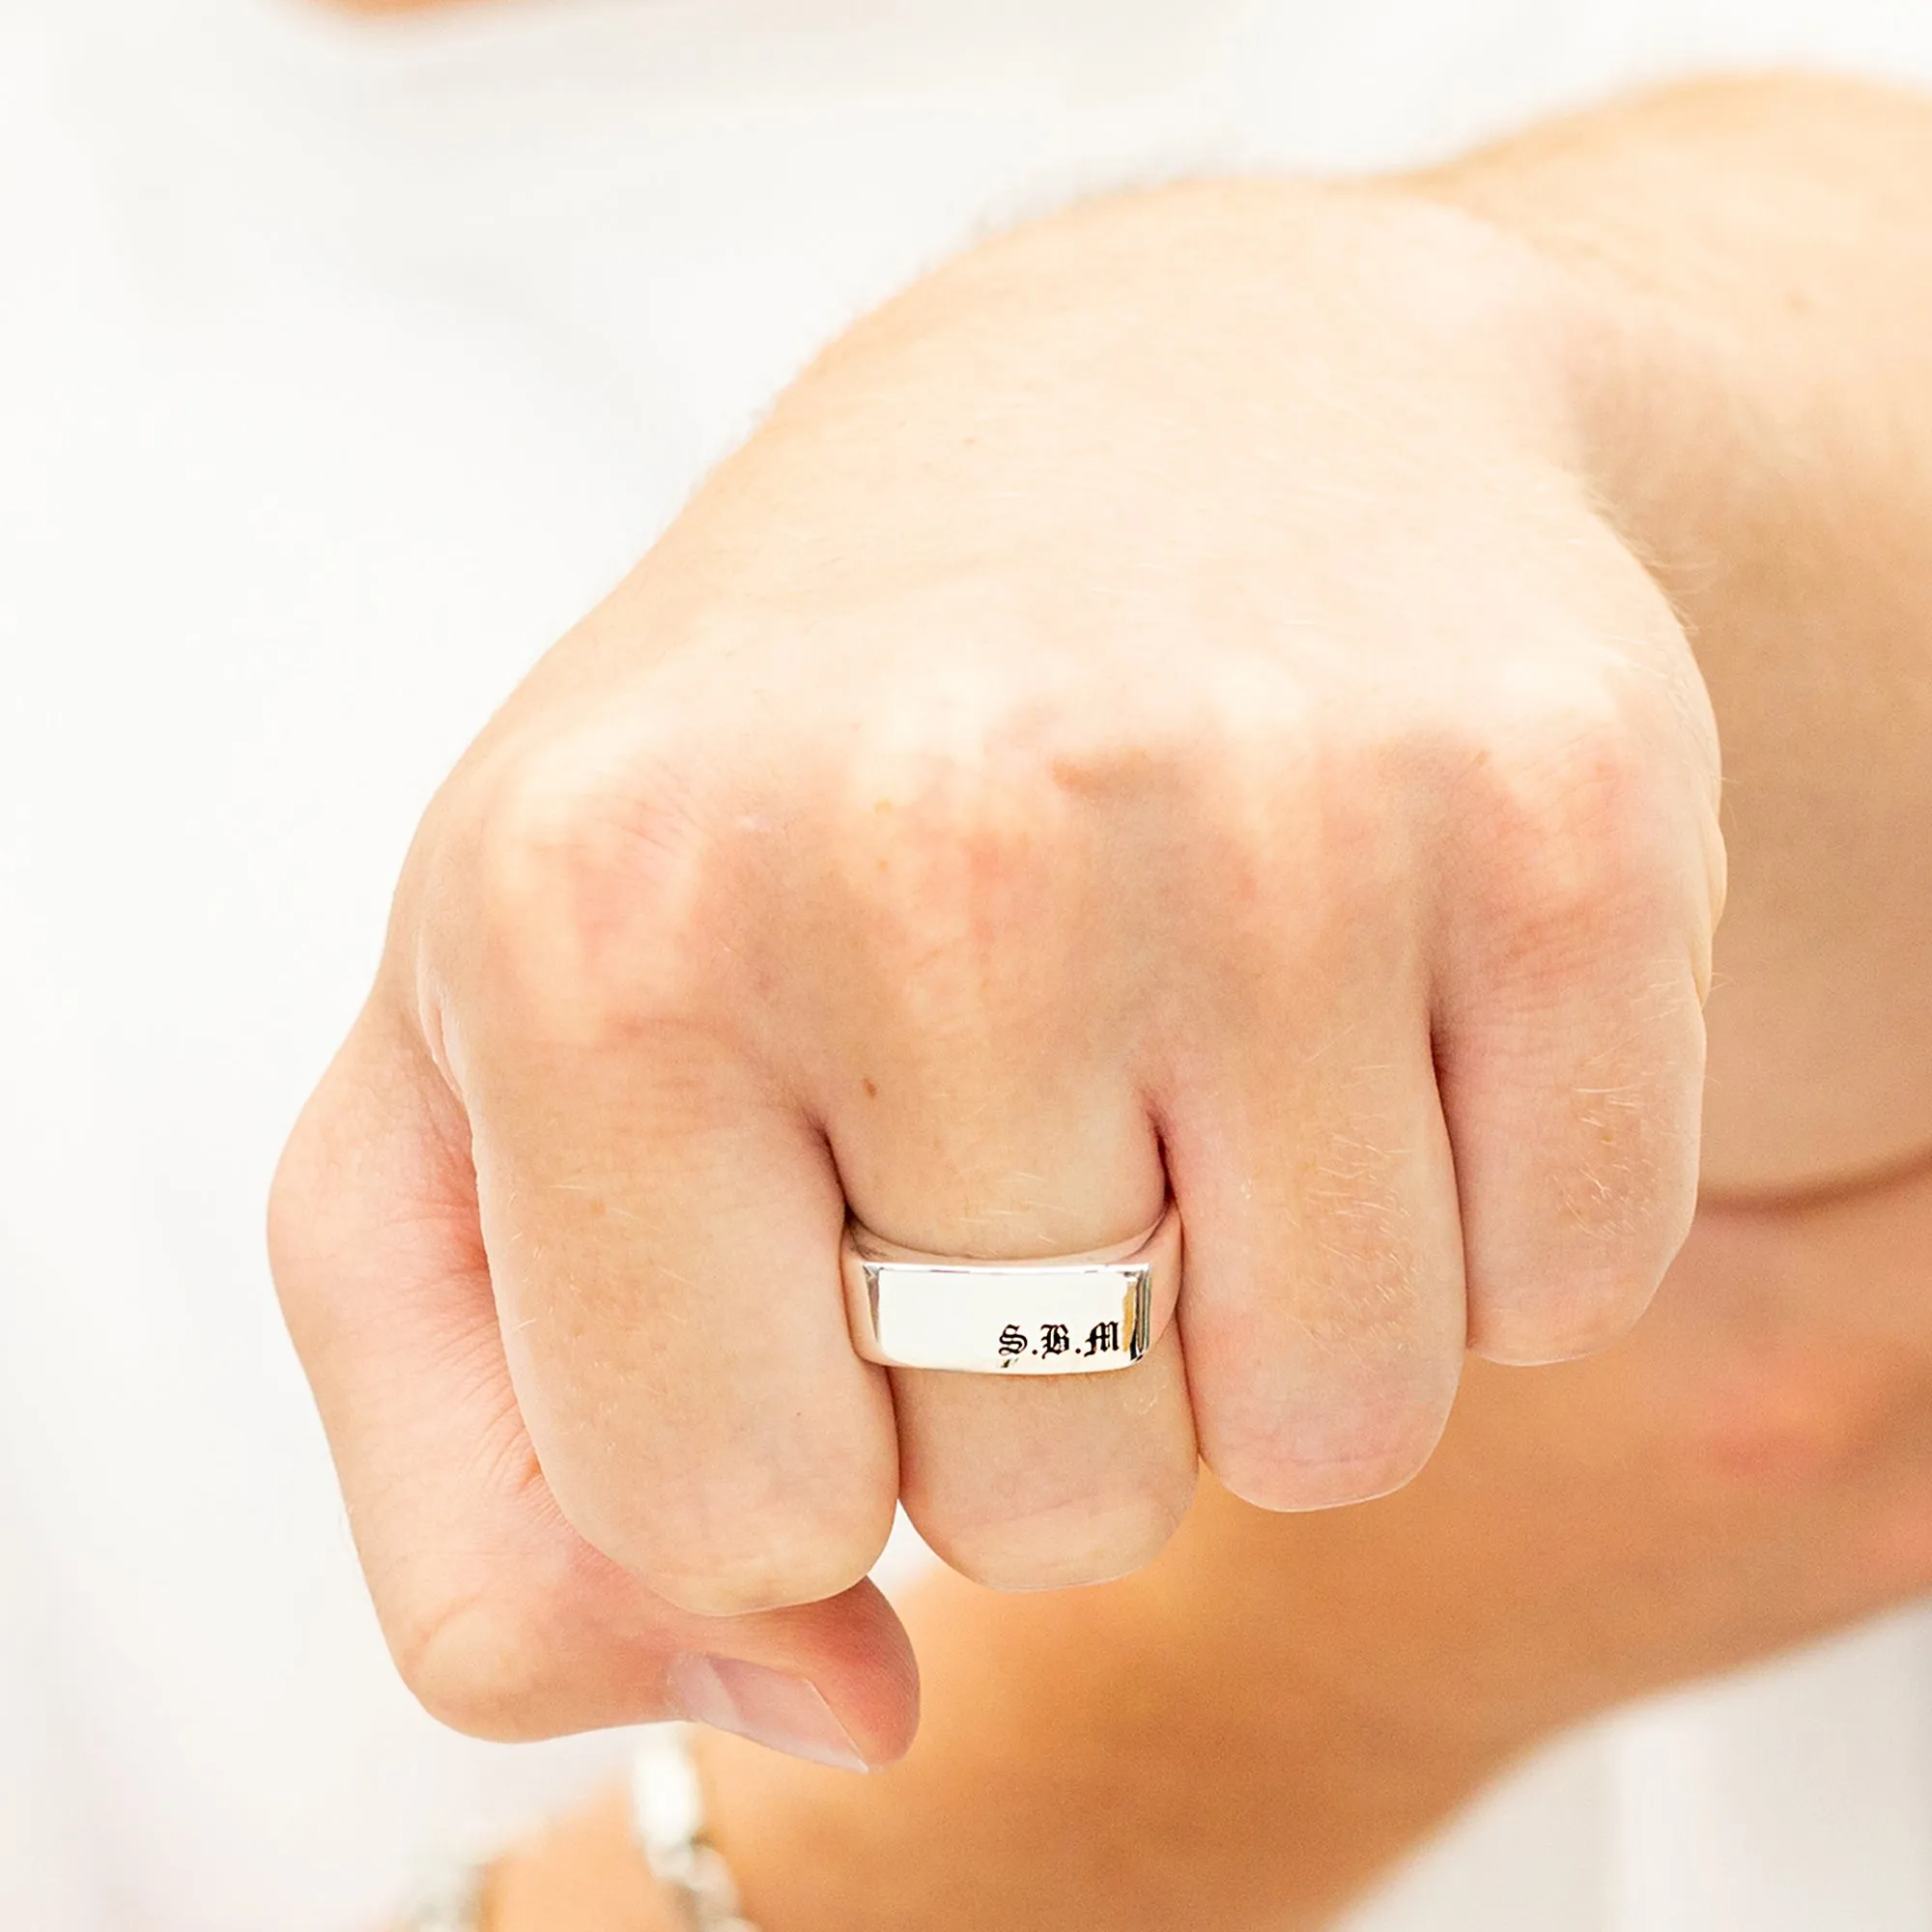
left=842, top=1203, right=1180, bottom=1375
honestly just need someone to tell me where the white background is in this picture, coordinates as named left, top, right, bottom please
left=4, top=0, right=1932, bottom=1925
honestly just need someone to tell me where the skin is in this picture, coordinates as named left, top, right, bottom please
left=298, top=62, right=1932, bottom=1929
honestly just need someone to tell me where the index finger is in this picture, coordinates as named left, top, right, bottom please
left=270, top=997, right=916, bottom=1763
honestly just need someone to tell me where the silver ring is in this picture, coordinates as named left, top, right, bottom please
left=841, top=1202, right=1182, bottom=1375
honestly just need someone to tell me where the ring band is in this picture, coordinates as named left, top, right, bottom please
left=841, top=1202, right=1182, bottom=1376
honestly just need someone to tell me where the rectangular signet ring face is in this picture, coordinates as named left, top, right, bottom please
left=857, top=1261, right=1155, bottom=1375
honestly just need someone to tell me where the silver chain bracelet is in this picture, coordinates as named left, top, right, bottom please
left=632, top=1723, right=763, bottom=1931
left=396, top=1724, right=756, bottom=1932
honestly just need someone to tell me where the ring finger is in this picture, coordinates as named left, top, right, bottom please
left=834, top=1050, right=1198, bottom=1591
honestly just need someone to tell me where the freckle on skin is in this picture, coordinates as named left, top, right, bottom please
left=863, top=1078, right=879, bottom=1098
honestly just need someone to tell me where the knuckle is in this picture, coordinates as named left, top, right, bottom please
left=567, top=1463, right=892, bottom=1618
left=1201, top=1358, right=1458, bottom=1512
left=915, top=1486, right=1193, bottom=1594
left=1188, top=1228, right=1466, bottom=1511
left=1210, top=752, right=1394, bottom=968
left=388, top=1575, right=567, bottom=1743
left=462, top=731, right=717, bottom=1029
left=1209, top=1419, right=1443, bottom=1514
left=839, top=661, right=1257, bottom=898
left=1469, top=1264, right=1663, bottom=1366
left=1466, top=1112, right=1699, bottom=1365
left=1458, top=682, right=1669, bottom=964
left=647, top=1532, right=879, bottom=1618
left=1577, top=1102, right=1700, bottom=1242
left=1564, top=1075, right=1702, bottom=1257
left=838, top=701, right=1077, bottom=999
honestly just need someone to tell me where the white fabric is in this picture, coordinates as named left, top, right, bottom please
left=3, top=0, right=1931, bottom=1925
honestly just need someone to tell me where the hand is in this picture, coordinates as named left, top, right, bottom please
left=272, top=180, right=1721, bottom=1751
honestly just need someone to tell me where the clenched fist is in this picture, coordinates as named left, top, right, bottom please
left=271, top=180, right=1721, bottom=1763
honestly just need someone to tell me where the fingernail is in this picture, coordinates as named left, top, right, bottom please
left=665, top=1653, right=870, bottom=1773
